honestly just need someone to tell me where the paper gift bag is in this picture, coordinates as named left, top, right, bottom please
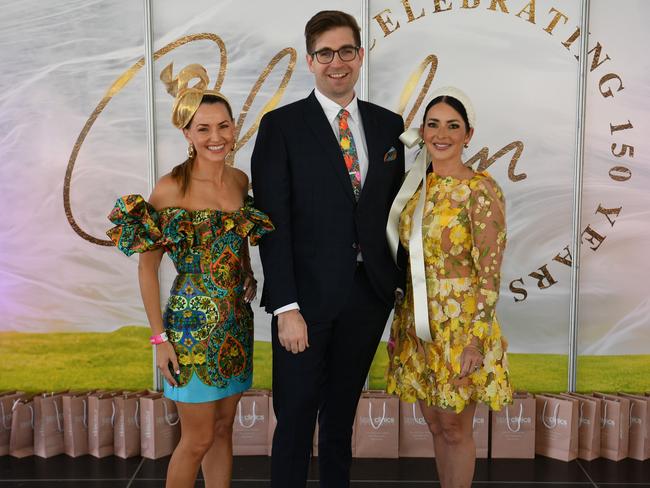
left=9, top=397, right=35, bottom=458
left=535, top=393, right=579, bottom=461
left=562, top=392, right=601, bottom=461
left=594, top=393, right=630, bottom=461
left=618, top=393, right=648, bottom=461
left=267, top=393, right=276, bottom=456
left=34, top=392, right=67, bottom=458
left=114, top=391, right=147, bottom=459
left=140, top=392, right=180, bottom=459
left=232, top=390, right=270, bottom=456
left=398, top=400, right=434, bottom=458
left=491, top=392, right=535, bottom=459
left=88, top=391, right=121, bottom=458
left=62, top=391, right=94, bottom=457
left=354, top=391, right=399, bottom=458
left=0, top=391, right=25, bottom=456
left=472, top=402, right=489, bottom=458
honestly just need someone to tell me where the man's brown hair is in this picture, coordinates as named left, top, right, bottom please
left=304, top=10, right=361, bottom=54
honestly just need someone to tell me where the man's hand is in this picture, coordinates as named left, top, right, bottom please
left=277, top=309, right=309, bottom=354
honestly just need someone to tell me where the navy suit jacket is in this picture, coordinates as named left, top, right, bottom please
left=251, top=91, right=405, bottom=323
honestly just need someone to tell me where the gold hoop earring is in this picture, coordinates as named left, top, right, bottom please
left=187, top=143, right=195, bottom=158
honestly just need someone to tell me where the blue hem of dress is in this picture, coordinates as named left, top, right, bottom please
left=163, top=372, right=251, bottom=403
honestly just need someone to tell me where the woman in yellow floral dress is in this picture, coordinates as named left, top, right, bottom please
left=386, top=87, right=511, bottom=488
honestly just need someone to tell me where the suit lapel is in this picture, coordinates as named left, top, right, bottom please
left=358, top=100, right=379, bottom=204
left=302, top=92, right=356, bottom=203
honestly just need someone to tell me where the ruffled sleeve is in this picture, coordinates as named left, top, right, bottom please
left=235, top=195, right=274, bottom=245
left=106, top=194, right=163, bottom=256
left=467, top=174, right=507, bottom=339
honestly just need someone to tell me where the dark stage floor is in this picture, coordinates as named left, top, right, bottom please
left=1, top=455, right=649, bottom=487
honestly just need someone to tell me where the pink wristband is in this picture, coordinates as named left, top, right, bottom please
left=149, top=332, right=169, bottom=345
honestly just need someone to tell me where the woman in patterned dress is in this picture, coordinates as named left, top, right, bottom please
left=387, top=88, right=511, bottom=488
left=107, top=64, right=273, bottom=488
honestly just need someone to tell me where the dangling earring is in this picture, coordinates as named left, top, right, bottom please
left=187, top=143, right=195, bottom=158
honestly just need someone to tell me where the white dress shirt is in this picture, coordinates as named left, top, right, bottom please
left=273, top=89, right=369, bottom=316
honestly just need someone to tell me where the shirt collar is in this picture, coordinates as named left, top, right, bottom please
left=314, top=88, right=360, bottom=125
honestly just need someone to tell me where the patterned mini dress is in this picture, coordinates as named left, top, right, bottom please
left=107, top=194, right=273, bottom=403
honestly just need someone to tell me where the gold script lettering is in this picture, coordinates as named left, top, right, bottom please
left=65, top=34, right=295, bottom=246
left=401, top=0, right=426, bottom=22
left=543, top=7, right=568, bottom=35
left=397, top=55, right=438, bottom=129
left=515, top=0, right=536, bottom=24
left=465, top=141, right=527, bottom=182
left=373, top=9, right=401, bottom=37
left=230, top=47, right=297, bottom=164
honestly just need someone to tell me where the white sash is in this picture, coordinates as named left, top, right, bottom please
left=386, top=128, right=433, bottom=342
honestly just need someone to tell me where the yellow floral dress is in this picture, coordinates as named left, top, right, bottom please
left=387, top=171, right=512, bottom=413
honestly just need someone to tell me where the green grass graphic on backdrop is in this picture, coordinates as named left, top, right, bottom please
left=1, top=326, right=648, bottom=393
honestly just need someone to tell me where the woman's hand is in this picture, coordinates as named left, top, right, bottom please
left=243, top=271, right=257, bottom=303
left=156, top=341, right=180, bottom=387
left=459, top=343, right=484, bottom=378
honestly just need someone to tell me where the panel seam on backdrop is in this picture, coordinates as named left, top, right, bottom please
left=142, top=0, right=161, bottom=391
left=568, top=0, right=591, bottom=392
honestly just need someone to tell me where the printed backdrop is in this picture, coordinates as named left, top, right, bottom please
left=1, top=1, right=648, bottom=360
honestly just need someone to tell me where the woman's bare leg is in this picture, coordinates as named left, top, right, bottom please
left=166, top=401, right=218, bottom=488
left=420, top=401, right=477, bottom=488
left=201, top=393, right=242, bottom=488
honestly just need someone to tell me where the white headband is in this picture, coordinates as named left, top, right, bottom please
left=427, top=86, right=476, bottom=128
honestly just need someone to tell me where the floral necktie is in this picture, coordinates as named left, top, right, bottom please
left=337, top=109, right=361, bottom=200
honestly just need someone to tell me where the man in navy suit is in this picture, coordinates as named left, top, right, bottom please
left=251, top=10, right=405, bottom=487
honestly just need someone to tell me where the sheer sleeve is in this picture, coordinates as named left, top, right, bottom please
left=468, top=176, right=506, bottom=340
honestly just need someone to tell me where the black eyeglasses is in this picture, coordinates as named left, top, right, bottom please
left=310, top=46, right=360, bottom=64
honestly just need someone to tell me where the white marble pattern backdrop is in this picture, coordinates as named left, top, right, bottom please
left=578, top=0, right=650, bottom=355
left=0, top=1, right=648, bottom=358
left=0, top=0, right=149, bottom=332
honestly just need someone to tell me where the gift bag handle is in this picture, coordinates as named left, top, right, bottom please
left=601, top=402, right=608, bottom=428
left=134, top=401, right=140, bottom=429
left=163, top=399, right=180, bottom=426
left=237, top=401, right=257, bottom=429
left=541, top=400, right=560, bottom=429
left=111, top=400, right=116, bottom=427
left=578, top=401, right=586, bottom=426
left=82, top=399, right=88, bottom=428
left=12, top=401, right=34, bottom=430
left=412, top=403, right=426, bottom=425
left=505, top=403, right=524, bottom=433
left=52, top=397, right=64, bottom=433
left=369, top=401, right=387, bottom=430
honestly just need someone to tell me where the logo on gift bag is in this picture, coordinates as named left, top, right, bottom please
left=544, top=416, right=568, bottom=427
left=360, top=416, right=396, bottom=426
left=602, top=417, right=615, bottom=427
left=359, top=401, right=396, bottom=429
left=630, top=416, right=642, bottom=425
left=241, top=414, right=265, bottom=422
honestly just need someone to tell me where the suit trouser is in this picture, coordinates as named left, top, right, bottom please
left=270, top=264, right=392, bottom=488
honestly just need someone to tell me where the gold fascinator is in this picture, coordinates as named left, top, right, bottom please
left=160, top=62, right=230, bottom=129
